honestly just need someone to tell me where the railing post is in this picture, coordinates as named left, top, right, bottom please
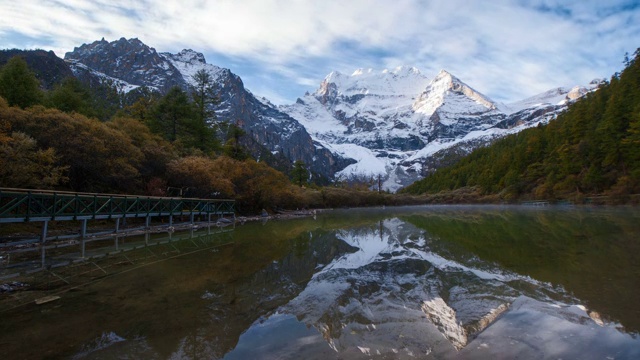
left=26, top=191, right=32, bottom=221
left=40, top=220, right=48, bottom=269
left=74, top=193, right=79, bottom=220
left=52, top=192, right=57, bottom=220
left=81, top=219, right=88, bottom=238
left=122, top=196, right=127, bottom=227
left=41, top=220, right=48, bottom=241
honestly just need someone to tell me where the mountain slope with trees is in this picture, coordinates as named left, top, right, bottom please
left=0, top=52, right=428, bottom=213
left=402, top=49, right=640, bottom=203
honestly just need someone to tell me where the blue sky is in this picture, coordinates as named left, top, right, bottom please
left=1, top=0, right=639, bottom=105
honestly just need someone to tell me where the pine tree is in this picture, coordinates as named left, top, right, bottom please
left=222, top=124, right=249, bottom=160
left=0, top=56, right=43, bottom=108
left=190, top=69, right=220, bottom=152
left=149, top=86, right=195, bottom=143
left=46, top=77, right=94, bottom=116
left=291, top=160, right=309, bottom=187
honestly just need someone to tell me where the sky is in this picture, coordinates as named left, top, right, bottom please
left=1, top=0, right=639, bottom=105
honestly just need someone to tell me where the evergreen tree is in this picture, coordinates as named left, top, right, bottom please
left=403, top=49, right=640, bottom=200
left=0, top=56, right=43, bottom=108
left=149, top=86, right=195, bottom=143
left=46, top=77, right=95, bottom=117
left=191, top=69, right=218, bottom=125
left=120, top=86, right=158, bottom=123
left=190, top=69, right=220, bottom=152
left=91, top=78, right=123, bottom=121
left=222, top=124, right=249, bottom=160
left=291, top=160, right=309, bottom=187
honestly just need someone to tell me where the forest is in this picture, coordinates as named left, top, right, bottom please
left=0, top=55, right=427, bottom=214
left=403, top=49, right=640, bottom=204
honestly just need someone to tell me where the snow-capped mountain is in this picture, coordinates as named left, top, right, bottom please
left=64, top=38, right=349, bottom=180
left=62, top=38, right=600, bottom=189
left=282, top=68, right=601, bottom=191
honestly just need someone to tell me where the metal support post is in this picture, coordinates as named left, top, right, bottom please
left=41, top=221, right=48, bottom=269
left=115, top=218, right=120, bottom=233
left=81, top=219, right=88, bottom=238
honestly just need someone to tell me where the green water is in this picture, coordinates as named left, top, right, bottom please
left=1, top=205, right=639, bottom=359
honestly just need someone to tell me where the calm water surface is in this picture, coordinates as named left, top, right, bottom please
left=1, top=205, right=639, bottom=359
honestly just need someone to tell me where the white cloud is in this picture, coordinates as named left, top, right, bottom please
left=1, top=0, right=638, bottom=104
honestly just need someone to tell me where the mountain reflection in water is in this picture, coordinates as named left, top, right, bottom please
left=1, top=206, right=639, bottom=359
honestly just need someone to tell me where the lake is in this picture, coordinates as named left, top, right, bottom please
left=1, top=205, right=639, bottom=359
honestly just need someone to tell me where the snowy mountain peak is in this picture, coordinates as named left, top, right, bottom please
left=165, top=49, right=207, bottom=65
left=315, top=66, right=430, bottom=100
left=159, top=49, right=224, bottom=87
left=434, top=69, right=454, bottom=79
left=412, top=69, right=497, bottom=116
left=432, top=70, right=491, bottom=104
left=322, top=70, right=345, bottom=83
left=504, top=79, right=602, bottom=114
left=389, top=65, right=422, bottom=76
left=65, top=37, right=186, bottom=92
left=351, top=68, right=373, bottom=76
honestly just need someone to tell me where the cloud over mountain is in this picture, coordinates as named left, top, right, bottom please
left=1, top=1, right=638, bottom=105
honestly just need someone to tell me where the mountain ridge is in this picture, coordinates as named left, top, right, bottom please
left=11, top=37, right=600, bottom=190
left=402, top=49, right=640, bottom=200
left=282, top=64, right=600, bottom=190
left=64, top=38, right=350, bottom=181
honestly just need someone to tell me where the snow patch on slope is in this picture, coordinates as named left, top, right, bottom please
left=160, top=49, right=225, bottom=86
left=67, top=60, right=142, bottom=93
left=324, top=143, right=388, bottom=179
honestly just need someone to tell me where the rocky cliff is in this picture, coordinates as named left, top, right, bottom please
left=64, top=38, right=348, bottom=181
left=0, top=49, right=74, bottom=89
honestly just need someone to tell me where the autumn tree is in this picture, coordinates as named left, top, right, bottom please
left=107, top=116, right=176, bottom=183
left=5, top=106, right=143, bottom=192
left=166, top=156, right=233, bottom=198
left=0, top=132, right=67, bottom=188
